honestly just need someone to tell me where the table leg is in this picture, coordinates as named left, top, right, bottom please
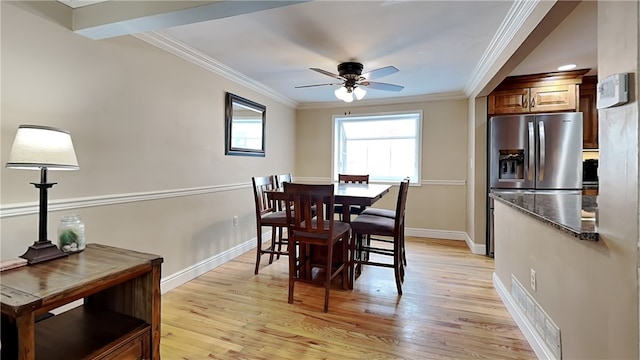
left=341, top=204, right=351, bottom=224
left=348, top=232, right=356, bottom=289
left=339, top=204, right=355, bottom=289
left=16, top=312, right=35, bottom=360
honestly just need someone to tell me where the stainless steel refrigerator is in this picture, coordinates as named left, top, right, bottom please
left=487, top=112, right=583, bottom=255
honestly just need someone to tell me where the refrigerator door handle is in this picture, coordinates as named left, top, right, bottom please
left=528, top=122, right=535, bottom=180
left=539, top=121, right=546, bottom=181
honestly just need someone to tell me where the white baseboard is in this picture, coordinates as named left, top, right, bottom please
left=405, top=228, right=485, bottom=255
left=160, top=231, right=271, bottom=294
left=51, top=299, right=84, bottom=315
left=405, top=227, right=467, bottom=240
left=465, top=232, right=487, bottom=255
left=493, top=272, right=554, bottom=360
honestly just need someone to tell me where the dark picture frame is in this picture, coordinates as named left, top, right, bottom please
left=225, top=92, right=266, bottom=157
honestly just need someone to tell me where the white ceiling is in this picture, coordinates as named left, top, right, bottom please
left=59, top=0, right=597, bottom=107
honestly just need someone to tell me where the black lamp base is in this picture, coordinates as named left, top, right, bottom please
left=20, top=241, right=68, bottom=265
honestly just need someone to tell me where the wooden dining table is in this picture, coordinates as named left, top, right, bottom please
left=331, top=183, right=391, bottom=222
left=268, top=182, right=391, bottom=221
left=266, top=182, right=391, bottom=289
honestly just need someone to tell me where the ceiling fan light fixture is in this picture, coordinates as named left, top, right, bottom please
left=353, top=86, right=366, bottom=100
left=343, top=91, right=354, bottom=103
left=301, top=62, right=402, bottom=102
left=335, top=86, right=348, bottom=101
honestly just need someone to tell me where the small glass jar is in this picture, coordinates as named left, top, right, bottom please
left=58, top=215, right=86, bottom=253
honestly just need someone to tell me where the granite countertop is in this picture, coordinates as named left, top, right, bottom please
left=491, top=191, right=599, bottom=241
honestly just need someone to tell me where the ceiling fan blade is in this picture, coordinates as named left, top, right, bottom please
left=310, top=68, right=345, bottom=80
left=361, top=66, right=399, bottom=80
left=295, top=82, right=342, bottom=89
left=361, top=81, right=404, bottom=92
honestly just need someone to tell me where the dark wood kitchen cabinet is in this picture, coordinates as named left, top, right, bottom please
left=488, top=69, right=589, bottom=116
left=579, top=75, right=599, bottom=149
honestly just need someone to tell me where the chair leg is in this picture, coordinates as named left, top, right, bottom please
left=342, top=234, right=349, bottom=290
left=276, top=226, right=283, bottom=260
left=401, top=220, right=407, bottom=266
left=268, top=227, right=276, bottom=264
left=324, top=240, right=333, bottom=313
left=394, top=236, right=403, bottom=295
left=288, top=239, right=296, bottom=304
left=255, top=225, right=262, bottom=275
left=364, top=235, right=371, bottom=262
left=354, top=233, right=363, bottom=279
left=397, top=226, right=405, bottom=283
left=348, top=233, right=356, bottom=289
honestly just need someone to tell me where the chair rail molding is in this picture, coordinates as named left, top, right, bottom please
left=294, top=178, right=466, bottom=186
left=0, top=182, right=250, bottom=218
left=421, top=179, right=466, bottom=186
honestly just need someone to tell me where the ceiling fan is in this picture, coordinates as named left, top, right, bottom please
left=296, top=62, right=404, bottom=102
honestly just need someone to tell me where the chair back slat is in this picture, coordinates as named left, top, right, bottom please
left=275, top=173, right=292, bottom=188
left=284, top=183, right=335, bottom=243
left=274, top=173, right=293, bottom=211
left=338, top=174, right=369, bottom=184
left=252, top=175, right=277, bottom=216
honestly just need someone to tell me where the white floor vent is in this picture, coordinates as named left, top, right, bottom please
left=511, top=274, right=562, bottom=359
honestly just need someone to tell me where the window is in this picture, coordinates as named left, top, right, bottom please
left=333, top=112, right=422, bottom=183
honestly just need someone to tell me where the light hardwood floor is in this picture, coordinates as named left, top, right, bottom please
left=160, top=237, right=535, bottom=359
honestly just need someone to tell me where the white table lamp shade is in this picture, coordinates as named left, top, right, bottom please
left=6, top=125, right=79, bottom=170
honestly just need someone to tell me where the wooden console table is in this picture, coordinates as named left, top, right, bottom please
left=1, top=243, right=163, bottom=359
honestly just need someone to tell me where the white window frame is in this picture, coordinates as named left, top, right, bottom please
left=331, top=111, right=423, bottom=184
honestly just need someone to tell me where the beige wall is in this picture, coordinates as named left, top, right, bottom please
left=466, top=97, right=489, bottom=250
left=494, top=1, right=640, bottom=358
left=295, top=99, right=469, bottom=236
left=494, top=201, right=637, bottom=358
left=597, top=0, right=640, bottom=354
left=0, top=2, right=297, bottom=277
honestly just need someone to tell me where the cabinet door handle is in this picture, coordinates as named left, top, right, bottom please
left=538, top=121, right=545, bottom=181
left=530, top=97, right=536, bottom=108
left=523, top=97, right=528, bottom=109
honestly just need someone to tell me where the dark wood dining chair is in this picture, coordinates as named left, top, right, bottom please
left=283, top=183, right=350, bottom=312
left=274, top=173, right=293, bottom=212
left=350, top=178, right=409, bottom=295
left=334, top=174, right=370, bottom=220
left=360, top=177, right=410, bottom=266
left=275, top=173, right=292, bottom=188
left=251, top=175, right=289, bottom=274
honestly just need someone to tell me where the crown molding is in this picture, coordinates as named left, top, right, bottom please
left=465, top=0, right=540, bottom=96
left=296, top=91, right=467, bottom=111
left=133, top=31, right=299, bottom=109
left=133, top=31, right=469, bottom=111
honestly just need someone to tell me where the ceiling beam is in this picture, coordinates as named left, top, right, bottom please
left=72, top=1, right=308, bottom=40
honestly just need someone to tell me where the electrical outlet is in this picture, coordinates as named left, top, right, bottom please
left=530, top=268, right=537, bottom=291
left=233, top=215, right=239, bottom=227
